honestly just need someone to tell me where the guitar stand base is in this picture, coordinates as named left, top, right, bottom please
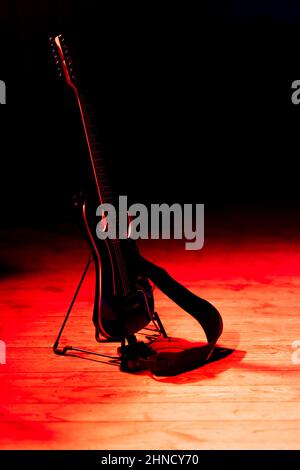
left=118, top=338, right=157, bottom=373
left=53, top=342, right=120, bottom=367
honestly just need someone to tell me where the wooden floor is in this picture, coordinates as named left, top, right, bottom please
left=1, top=217, right=300, bottom=449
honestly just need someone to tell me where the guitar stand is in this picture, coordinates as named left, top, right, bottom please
left=53, top=255, right=167, bottom=367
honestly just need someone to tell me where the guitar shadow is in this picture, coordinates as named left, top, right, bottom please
left=150, top=330, right=245, bottom=383
left=151, top=346, right=245, bottom=384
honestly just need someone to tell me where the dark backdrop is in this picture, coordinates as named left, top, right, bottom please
left=1, top=0, right=300, bottom=226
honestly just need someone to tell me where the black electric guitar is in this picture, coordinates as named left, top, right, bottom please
left=50, top=34, right=224, bottom=375
left=50, top=34, right=154, bottom=342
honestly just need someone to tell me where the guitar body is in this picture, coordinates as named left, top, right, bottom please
left=82, top=199, right=153, bottom=340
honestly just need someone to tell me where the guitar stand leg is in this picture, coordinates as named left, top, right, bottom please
left=53, top=255, right=121, bottom=363
left=53, top=255, right=93, bottom=355
left=153, top=311, right=168, bottom=338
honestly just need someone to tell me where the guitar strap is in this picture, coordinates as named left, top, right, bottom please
left=121, top=256, right=224, bottom=376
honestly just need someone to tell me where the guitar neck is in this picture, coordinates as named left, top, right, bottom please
left=76, top=91, right=115, bottom=206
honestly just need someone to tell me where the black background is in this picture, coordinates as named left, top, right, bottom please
left=0, top=0, right=300, bottom=227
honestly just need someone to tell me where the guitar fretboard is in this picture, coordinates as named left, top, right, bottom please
left=81, top=99, right=115, bottom=206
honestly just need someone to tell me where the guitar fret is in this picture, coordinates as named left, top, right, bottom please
left=93, top=157, right=105, bottom=164
left=94, top=161, right=106, bottom=168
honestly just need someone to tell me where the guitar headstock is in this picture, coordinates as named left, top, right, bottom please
left=49, top=33, right=77, bottom=91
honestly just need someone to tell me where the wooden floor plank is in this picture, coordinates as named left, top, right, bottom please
left=1, top=402, right=300, bottom=423
left=1, top=421, right=300, bottom=450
